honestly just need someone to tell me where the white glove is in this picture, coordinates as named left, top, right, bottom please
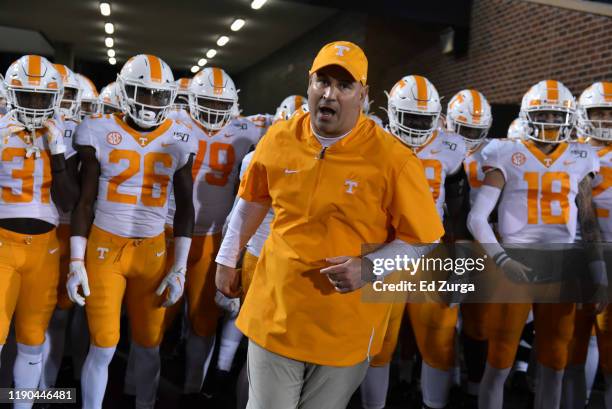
left=67, top=260, right=90, bottom=306
left=214, top=290, right=241, bottom=318
left=25, top=145, right=41, bottom=158
left=156, top=265, right=186, bottom=307
left=43, top=119, right=66, bottom=155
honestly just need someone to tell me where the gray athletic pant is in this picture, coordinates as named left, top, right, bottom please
left=246, top=340, right=369, bottom=409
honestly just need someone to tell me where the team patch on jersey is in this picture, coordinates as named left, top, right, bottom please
left=511, top=152, right=526, bottom=167
left=106, top=132, right=122, bottom=145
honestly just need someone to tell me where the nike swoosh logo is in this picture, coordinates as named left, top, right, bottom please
left=563, top=160, right=575, bottom=165
left=161, top=143, right=174, bottom=147
left=28, top=361, right=41, bottom=365
left=430, top=149, right=442, bottom=154
left=49, top=248, right=59, bottom=254
left=156, top=251, right=165, bottom=257
left=284, top=169, right=299, bottom=174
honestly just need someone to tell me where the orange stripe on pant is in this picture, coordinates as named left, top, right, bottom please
left=484, top=303, right=575, bottom=370
left=0, top=226, right=59, bottom=345
left=56, top=223, right=73, bottom=310
left=85, top=225, right=167, bottom=348
left=597, top=305, right=612, bottom=373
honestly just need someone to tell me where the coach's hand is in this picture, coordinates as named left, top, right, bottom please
left=320, top=256, right=367, bottom=294
left=216, top=263, right=242, bottom=298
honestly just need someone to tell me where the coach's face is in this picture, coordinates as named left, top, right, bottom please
left=308, top=65, right=367, bottom=138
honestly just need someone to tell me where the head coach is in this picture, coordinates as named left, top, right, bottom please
left=215, top=41, right=443, bottom=409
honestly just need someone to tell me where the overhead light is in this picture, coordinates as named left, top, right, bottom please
left=206, top=49, right=217, bottom=58
left=104, top=22, right=114, bottom=34
left=231, top=19, right=245, bottom=31
left=217, top=36, right=229, bottom=47
left=251, top=0, right=267, bottom=9
left=100, top=2, right=111, bottom=16
left=107, top=49, right=115, bottom=57
left=191, top=66, right=199, bottom=73
left=105, top=37, right=114, bottom=48
left=109, top=57, right=116, bottom=65
left=197, top=58, right=207, bottom=66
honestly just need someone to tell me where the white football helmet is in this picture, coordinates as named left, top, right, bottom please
left=117, top=54, right=177, bottom=128
left=577, top=81, right=612, bottom=141
left=173, top=77, right=191, bottom=111
left=446, top=89, right=492, bottom=150
left=53, top=64, right=81, bottom=120
left=4, top=55, right=63, bottom=129
left=76, top=74, right=100, bottom=119
left=188, top=67, right=238, bottom=131
left=273, top=95, right=306, bottom=122
left=99, top=82, right=122, bottom=114
left=507, top=118, right=528, bottom=140
left=519, top=80, right=576, bottom=143
left=386, top=75, right=441, bottom=147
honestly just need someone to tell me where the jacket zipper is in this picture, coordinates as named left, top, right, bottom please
left=306, top=147, right=328, bottom=219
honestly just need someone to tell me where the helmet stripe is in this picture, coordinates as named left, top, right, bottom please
left=28, top=55, right=41, bottom=86
left=54, top=64, right=67, bottom=80
left=212, top=67, right=224, bottom=95
left=84, top=76, right=99, bottom=97
left=603, top=81, right=612, bottom=103
left=295, top=95, right=303, bottom=109
left=546, top=80, right=559, bottom=102
left=414, top=75, right=428, bottom=109
left=469, top=89, right=482, bottom=124
left=147, top=55, right=162, bottom=83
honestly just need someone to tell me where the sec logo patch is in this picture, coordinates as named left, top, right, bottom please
left=106, top=132, right=122, bottom=145
left=511, top=152, right=526, bottom=167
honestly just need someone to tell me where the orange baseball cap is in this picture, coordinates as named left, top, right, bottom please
left=309, top=41, right=368, bottom=85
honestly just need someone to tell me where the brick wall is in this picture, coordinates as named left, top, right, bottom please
left=235, top=0, right=611, bottom=133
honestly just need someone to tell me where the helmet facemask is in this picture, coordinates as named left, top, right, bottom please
left=447, top=117, right=489, bottom=151
left=173, top=92, right=189, bottom=111
left=523, top=108, right=574, bottom=144
left=388, top=105, right=439, bottom=147
left=60, top=86, right=81, bottom=120
left=579, top=107, right=612, bottom=141
left=8, top=86, right=60, bottom=130
left=119, top=81, right=175, bottom=129
left=189, top=94, right=234, bottom=131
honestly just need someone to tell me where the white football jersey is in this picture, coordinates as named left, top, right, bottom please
left=240, top=151, right=273, bottom=257
left=592, top=144, right=612, bottom=242
left=463, top=139, right=490, bottom=207
left=0, top=114, right=72, bottom=226
left=167, top=117, right=260, bottom=235
left=75, top=114, right=197, bottom=238
left=58, top=116, right=79, bottom=225
left=246, top=114, right=273, bottom=138
left=167, top=108, right=192, bottom=124
left=415, top=130, right=467, bottom=219
left=482, top=139, right=599, bottom=243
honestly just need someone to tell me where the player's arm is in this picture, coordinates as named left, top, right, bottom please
left=50, top=153, right=79, bottom=212
left=155, top=154, right=195, bottom=307
left=576, top=174, right=607, bottom=307
left=467, top=168, right=531, bottom=281
left=66, top=145, right=100, bottom=306
left=444, top=165, right=471, bottom=241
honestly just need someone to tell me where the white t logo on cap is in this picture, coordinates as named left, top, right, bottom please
left=335, top=45, right=350, bottom=56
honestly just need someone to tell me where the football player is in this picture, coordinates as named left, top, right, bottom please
left=67, top=54, right=196, bottom=409
left=273, top=94, right=306, bottom=122
left=446, top=89, right=494, bottom=405
left=76, top=74, right=100, bottom=120
left=162, top=67, right=260, bottom=398
left=563, top=81, right=612, bottom=409
left=99, top=82, right=122, bottom=115
left=37, top=64, right=83, bottom=391
left=0, top=55, right=78, bottom=408
left=362, top=75, right=467, bottom=409
left=467, top=80, right=602, bottom=409
left=169, top=77, right=192, bottom=123
left=507, top=118, right=528, bottom=140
